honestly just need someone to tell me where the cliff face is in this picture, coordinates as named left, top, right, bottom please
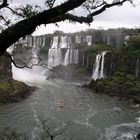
left=0, top=54, right=12, bottom=80
left=0, top=54, right=36, bottom=104
left=12, top=29, right=140, bottom=81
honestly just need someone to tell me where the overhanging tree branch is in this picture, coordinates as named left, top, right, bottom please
left=0, top=0, right=8, bottom=9
left=48, top=13, right=93, bottom=24
left=0, top=0, right=131, bottom=56
left=90, top=0, right=132, bottom=16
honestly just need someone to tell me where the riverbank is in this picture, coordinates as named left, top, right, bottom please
left=83, top=72, right=140, bottom=104
left=0, top=79, right=36, bottom=104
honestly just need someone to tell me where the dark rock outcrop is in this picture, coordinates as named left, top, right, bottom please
left=0, top=54, right=36, bottom=104
left=0, top=54, right=12, bottom=79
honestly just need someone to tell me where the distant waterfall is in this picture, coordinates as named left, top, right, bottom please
left=48, top=48, right=63, bottom=67
left=64, top=49, right=79, bottom=66
left=74, top=50, right=79, bottom=64
left=48, top=36, right=62, bottom=67
left=64, top=49, right=70, bottom=65
left=32, top=45, right=39, bottom=64
left=70, top=50, right=74, bottom=64
left=68, top=37, right=72, bottom=48
left=76, top=36, right=81, bottom=44
left=92, top=51, right=107, bottom=80
left=60, top=36, right=68, bottom=48
left=47, top=36, right=80, bottom=68
left=51, top=36, right=59, bottom=49
left=31, top=37, right=39, bottom=65
left=86, top=35, right=92, bottom=46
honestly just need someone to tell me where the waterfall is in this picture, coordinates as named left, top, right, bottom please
left=100, top=51, right=107, bottom=78
left=92, top=51, right=107, bottom=80
left=135, top=58, right=139, bottom=78
left=47, top=36, right=63, bottom=68
left=47, top=36, right=79, bottom=68
left=51, top=36, right=59, bottom=49
left=92, top=54, right=102, bottom=80
left=64, top=49, right=70, bottom=66
left=67, top=37, right=72, bottom=48
left=31, top=44, right=39, bottom=65
left=86, top=35, right=92, bottom=46
left=60, top=36, right=68, bottom=48
left=64, top=49, right=79, bottom=65
left=74, top=50, right=79, bottom=64
left=76, top=36, right=81, bottom=44
left=70, top=50, right=74, bottom=64
left=48, top=49, right=63, bottom=67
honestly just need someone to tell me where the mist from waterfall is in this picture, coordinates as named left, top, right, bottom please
left=12, top=36, right=47, bottom=82
left=12, top=34, right=94, bottom=82
left=92, top=51, right=107, bottom=80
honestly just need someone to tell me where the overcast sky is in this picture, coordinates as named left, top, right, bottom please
left=33, top=0, right=140, bottom=35
left=2, top=0, right=140, bottom=35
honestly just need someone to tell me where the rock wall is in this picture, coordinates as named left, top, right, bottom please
left=0, top=53, right=12, bottom=80
left=12, top=29, right=140, bottom=80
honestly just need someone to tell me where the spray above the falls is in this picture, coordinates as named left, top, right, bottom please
left=92, top=51, right=108, bottom=80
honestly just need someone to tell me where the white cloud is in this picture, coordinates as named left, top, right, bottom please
left=33, top=1, right=140, bottom=35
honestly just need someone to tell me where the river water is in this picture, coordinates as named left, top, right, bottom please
left=0, top=67, right=140, bottom=140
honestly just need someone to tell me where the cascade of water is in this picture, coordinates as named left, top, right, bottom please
left=86, top=35, right=92, bottom=46
left=47, top=36, right=64, bottom=67
left=64, top=49, right=79, bottom=65
left=31, top=45, right=39, bottom=65
left=51, top=36, right=59, bottom=49
left=64, top=49, right=70, bottom=66
left=48, top=49, right=63, bottom=67
left=47, top=36, right=80, bottom=68
left=74, top=50, right=79, bottom=64
left=135, top=58, right=139, bottom=78
left=67, top=37, right=72, bottom=48
left=76, top=36, right=81, bottom=44
left=60, top=36, right=68, bottom=48
left=92, top=54, right=102, bottom=80
left=99, top=51, right=107, bottom=78
left=70, top=50, right=74, bottom=64
left=92, top=51, right=107, bottom=80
